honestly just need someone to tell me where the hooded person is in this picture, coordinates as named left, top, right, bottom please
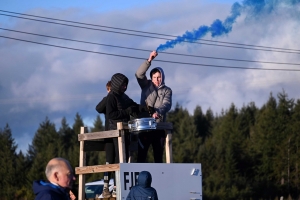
left=100, top=73, right=141, bottom=198
left=32, top=157, right=76, bottom=200
left=135, top=51, right=172, bottom=163
left=126, top=171, right=158, bottom=200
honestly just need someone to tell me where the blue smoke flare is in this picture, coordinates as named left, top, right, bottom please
left=155, top=0, right=300, bottom=52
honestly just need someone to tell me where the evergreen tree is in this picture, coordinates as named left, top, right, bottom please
left=274, top=91, right=294, bottom=197
left=86, top=115, right=105, bottom=182
left=251, top=93, right=279, bottom=199
left=27, top=117, right=59, bottom=183
left=167, top=103, right=187, bottom=134
left=238, top=102, right=257, bottom=138
left=164, top=104, right=205, bottom=163
left=289, top=99, right=300, bottom=199
left=90, top=115, right=104, bottom=132
left=4, top=90, right=300, bottom=199
left=15, top=150, right=34, bottom=200
left=177, top=113, right=199, bottom=163
left=193, top=105, right=213, bottom=144
left=68, top=113, right=84, bottom=177
left=200, top=104, right=253, bottom=199
left=0, top=124, right=18, bottom=199
left=58, top=117, right=74, bottom=158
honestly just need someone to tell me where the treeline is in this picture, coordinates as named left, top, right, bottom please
left=1, top=91, right=300, bottom=199
left=0, top=113, right=106, bottom=199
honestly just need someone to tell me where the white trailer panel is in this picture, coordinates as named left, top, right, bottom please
left=119, top=163, right=202, bottom=200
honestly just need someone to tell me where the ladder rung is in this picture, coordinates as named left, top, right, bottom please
left=75, top=164, right=120, bottom=175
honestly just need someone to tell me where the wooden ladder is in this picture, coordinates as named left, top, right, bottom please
left=75, top=122, right=173, bottom=200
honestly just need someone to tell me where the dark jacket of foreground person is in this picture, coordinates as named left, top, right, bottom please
left=33, top=180, right=70, bottom=200
left=126, top=171, right=158, bottom=200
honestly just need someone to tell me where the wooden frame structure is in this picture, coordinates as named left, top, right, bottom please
left=75, top=122, right=173, bottom=200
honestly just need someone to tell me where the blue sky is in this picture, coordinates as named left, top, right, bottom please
left=1, top=0, right=300, bottom=153
left=0, top=1, right=155, bottom=12
left=1, top=0, right=237, bottom=11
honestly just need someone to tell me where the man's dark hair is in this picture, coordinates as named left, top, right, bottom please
left=150, top=68, right=161, bottom=79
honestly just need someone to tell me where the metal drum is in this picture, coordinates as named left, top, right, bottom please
left=128, top=117, right=157, bottom=132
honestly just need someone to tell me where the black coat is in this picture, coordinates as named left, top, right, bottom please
left=106, top=91, right=136, bottom=130
left=95, top=96, right=109, bottom=130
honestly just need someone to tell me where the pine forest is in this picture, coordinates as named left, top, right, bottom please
left=1, top=91, right=300, bottom=200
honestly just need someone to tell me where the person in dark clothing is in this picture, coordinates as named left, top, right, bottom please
left=95, top=81, right=113, bottom=163
left=126, top=171, right=158, bottom=200
left=95, top=81, right=115, bottom=197
left=106, top=73, right=141, bottom=162
left=98, top=73, right=141, bottom=198
left=32, top=157, right=76, bottom=200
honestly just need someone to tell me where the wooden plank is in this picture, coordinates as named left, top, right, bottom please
left=118, top=131, right=126, bottom=163
left=117, top=122, right=126, bottom=163
left=75, top=164, right=120, bottom=174
left=78, top=130, right=119, bottom=141
left=165, top=130, right=173, bottom=163
left=121, top=122, right=129, bottom=130
left=83, top=140, right=105, bottom=151
left=78, top=126, right=88, bottom=200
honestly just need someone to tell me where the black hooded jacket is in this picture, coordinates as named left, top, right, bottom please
left=126, top=171, right=158, bottom=200
left=106, top=73, right=138, bottom=130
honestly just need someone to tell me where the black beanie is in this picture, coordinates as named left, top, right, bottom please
left=110, top=73, right=128, bottom=94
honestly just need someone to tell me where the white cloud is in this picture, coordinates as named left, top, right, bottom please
left=1, top=0, right=300, bottom=153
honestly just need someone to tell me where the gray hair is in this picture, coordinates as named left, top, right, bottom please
left=45, top=157, right=69, bottom=179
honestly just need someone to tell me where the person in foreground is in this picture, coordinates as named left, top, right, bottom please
left=126, top=171, right=158, bottom=200
left=33, top=157, right=76, bottom=200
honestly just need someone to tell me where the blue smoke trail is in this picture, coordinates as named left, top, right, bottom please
left=156, top=2, right=242, bottom=52
left=156, top=0, right=300, bottom=52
